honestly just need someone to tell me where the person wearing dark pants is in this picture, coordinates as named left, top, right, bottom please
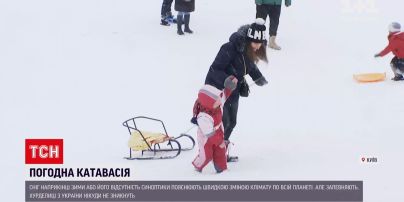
left=390, top=57, right=404, bottom=80
left=223, top=92, right=239, bottom=141
left=175, top=0, right=195, bottom=35
left=161, top=0, right=175, bottom=26
left=204, top=19, right=269, bottom=161
left=256, top=0, right=291, bottom=50
left=256, top=4, right=281, bottom=47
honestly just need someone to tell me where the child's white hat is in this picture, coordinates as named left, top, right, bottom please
left=389, top=22, right=401, bottom=33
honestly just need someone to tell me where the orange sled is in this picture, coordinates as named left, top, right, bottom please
left=353, top=72, right=386, bottom=83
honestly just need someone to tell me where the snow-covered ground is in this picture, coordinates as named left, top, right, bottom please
left=1, top=0, right=403, bottom=201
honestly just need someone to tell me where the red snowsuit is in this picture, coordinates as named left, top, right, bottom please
left=378, top=32, right=404, bottom=58
left=192, top=85, right=232, bottom=173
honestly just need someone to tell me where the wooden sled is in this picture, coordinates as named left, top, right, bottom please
left=353, top=72, right=386, bottom=83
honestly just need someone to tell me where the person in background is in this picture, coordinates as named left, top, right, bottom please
left=375, top=22, right=404, bottom=81
left=175, top=0, right=195, bottom=35
left=161, top=0, right=176, bottom=26
left=255, top=0, right=291, bottom=50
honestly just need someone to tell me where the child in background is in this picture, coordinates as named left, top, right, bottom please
left=192, top=76, right=237, bottom=173
left=375, top=22, right=404, bottom=81
left=175, top=0, right=195, bottom=35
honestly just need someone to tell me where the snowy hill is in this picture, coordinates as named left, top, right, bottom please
left=1, top=0, right=403, bottom=201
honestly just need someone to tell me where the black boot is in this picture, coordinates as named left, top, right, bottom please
left=227, top=156, right=239, bottom=162
left=392, top=74, right=404, bottom=81
left=177, top=14, right=184, bottom=35
left=184, top=14, right=193, bottom=34
left=160, top=18, right=169, bottom=26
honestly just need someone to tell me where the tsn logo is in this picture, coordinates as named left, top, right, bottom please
left=25, top=139, right=63, bottom=164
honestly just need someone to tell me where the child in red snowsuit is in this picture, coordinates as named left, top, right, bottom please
left=192, top=76, right=237, bottom=173
left=375, top=22, right=404, bottom=81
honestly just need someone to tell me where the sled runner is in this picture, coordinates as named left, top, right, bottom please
left=123, top=116, right=195, bottom=160
left=353, top=72, right=386, bottom=83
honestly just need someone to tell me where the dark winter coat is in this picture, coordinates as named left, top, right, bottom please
left=175, top=0, right=195, bottom=12
left=205, top=25, right=264, bottom=94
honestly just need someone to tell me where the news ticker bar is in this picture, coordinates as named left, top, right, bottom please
left=26, top=181, right=363, bottom=201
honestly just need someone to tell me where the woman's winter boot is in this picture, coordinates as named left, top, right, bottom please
left=184, top=14, right=193, bottom=34
left=177, top=14, right=184, bottom=35
left=269, top=36, right=281, bottom=50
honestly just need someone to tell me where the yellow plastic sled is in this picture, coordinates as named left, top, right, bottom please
left=353, top=72, right=386, bottom=83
